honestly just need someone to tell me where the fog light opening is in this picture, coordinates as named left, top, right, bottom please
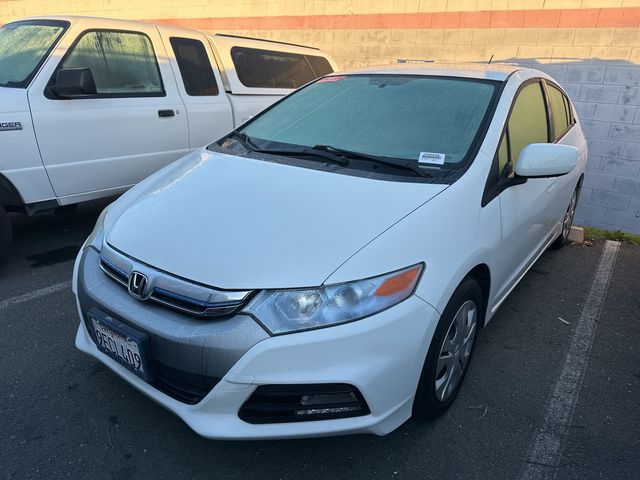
left=239, top=384, right=370, bottom=424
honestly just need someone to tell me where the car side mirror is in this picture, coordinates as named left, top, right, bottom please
left=514, top=143, right=578, bottom=178
left=50, top=68, right=97, bottom=99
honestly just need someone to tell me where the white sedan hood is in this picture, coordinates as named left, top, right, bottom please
left=105, top=150, right=446, bottom=289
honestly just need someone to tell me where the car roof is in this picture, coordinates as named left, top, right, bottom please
left=336, top=63, right=525, bottom=81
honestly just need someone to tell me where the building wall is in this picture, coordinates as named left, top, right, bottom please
left=2, top=1, right=640, bottom=233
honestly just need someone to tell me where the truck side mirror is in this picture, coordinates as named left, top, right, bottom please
left=50, top=68, right=97, bottom=99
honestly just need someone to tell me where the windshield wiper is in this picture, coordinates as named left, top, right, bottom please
left=227, top=131, right=260, bottom=151
left=312, top=145, right=433, bottom=178
left=260, top=146, right=349, bottom=166
left=231, top=137, right=350, bottom=167
left=225, top=135, right=432, bottom=177
left=226, top=133, right=347, bottom=165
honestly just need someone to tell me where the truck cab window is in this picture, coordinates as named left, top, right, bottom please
left=170, top=37, right=219, bottom=96
left=60, top=30, right=163, bottom=95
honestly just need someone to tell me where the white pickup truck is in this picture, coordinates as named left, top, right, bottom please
left=0, top=16, right=337, bottom=260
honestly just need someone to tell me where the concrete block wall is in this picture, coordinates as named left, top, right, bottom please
left=512, top=60, right=640, bottom=234
left=573, top=62, right=640, bottom=233
left=2, top=0, right=640, bottom=233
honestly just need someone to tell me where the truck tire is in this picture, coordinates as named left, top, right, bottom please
left=0, top=205, right=12, bottom=264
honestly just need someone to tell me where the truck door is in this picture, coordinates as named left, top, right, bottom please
left=158, top=27, right=233, bottom=148
left=28, top=22, right=189, bottom=202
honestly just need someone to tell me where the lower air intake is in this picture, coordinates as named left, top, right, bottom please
left=238, top=383, right=370, bottom=424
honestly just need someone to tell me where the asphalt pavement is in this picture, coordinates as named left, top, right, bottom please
left=0, top=201, right=638, bottom=480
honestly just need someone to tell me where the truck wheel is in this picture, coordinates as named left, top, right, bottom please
left=0, top=205, right=12, bottom=264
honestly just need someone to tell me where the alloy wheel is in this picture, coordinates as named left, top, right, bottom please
left=562, top=190, right=578, bottom=240
left=434, top=300, right=478, bottom=402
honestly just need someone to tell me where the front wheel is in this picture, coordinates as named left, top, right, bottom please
left=0, top=205, right=12, bottom=264
left=413, top=278, right=482, bottom=420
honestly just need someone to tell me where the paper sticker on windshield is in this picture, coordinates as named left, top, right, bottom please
left=318, top=76, right=345, bottom=83
left=418, top=152, right=446, bottom=165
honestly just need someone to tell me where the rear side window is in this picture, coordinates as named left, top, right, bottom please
left=547, top=83, right=570, bottom=139
left=61, top=30, right=163, bottom=96
left=170, top=37, right=219, bottom=96
left=508, top=82, right=549, bottom=166
left=230, top=46, right=333, bottom=89
left=563, top=95, right=574, bottom=124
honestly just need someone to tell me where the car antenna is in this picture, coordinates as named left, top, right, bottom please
left=488, top=54, right=494, bottom=64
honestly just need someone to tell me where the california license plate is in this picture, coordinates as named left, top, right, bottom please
left=90, top=313, right=149, bottom=380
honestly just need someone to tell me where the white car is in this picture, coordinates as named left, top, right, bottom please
left=73, top=64, right=587, bottom=440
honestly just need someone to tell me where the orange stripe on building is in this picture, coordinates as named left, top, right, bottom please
left=148, top=7, right=640, bottom=31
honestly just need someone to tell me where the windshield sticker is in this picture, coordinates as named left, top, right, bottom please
left=418, top=152, right=446, bottom=166
left=317, top=75, right=346, bottom=83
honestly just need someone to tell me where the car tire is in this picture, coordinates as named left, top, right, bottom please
left=413, top=277, right=482, bottom=420
left=0, top=205, right=12, bottom=264
left=550, top=186, right=579, bottom=250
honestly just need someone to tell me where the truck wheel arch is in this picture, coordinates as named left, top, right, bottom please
left=0, top=174, right=25, bottom=212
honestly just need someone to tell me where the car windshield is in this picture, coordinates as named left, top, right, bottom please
left=238, top=74, right=498, bottom=167
left=0, top=20, right=68, bottom=88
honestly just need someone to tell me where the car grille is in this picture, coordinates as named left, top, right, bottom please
left=150, top=362, right=219, bottom=405
left=99, top=256, right=249, bottom=318
left=82, top=312, right=219, bottom=405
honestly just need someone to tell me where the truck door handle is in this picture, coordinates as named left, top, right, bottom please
left=158, top=109, right=175, bottom=118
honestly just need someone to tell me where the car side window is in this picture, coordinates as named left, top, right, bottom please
left=547, top=83, right=570, bottom=140
left=563, top=93, right=575, bottom=125
left=497, top=132, right=509, bottom=176
left=61, top=30, right=163, bottom=95
left=485, top=80, right=552, bottom=205
left=170, top=37, right=219, bottom=96
left=230, top=46, right=333, bottom=89
left=507, top=82, right=549, bottom=170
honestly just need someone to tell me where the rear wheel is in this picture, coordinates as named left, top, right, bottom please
left=0, top=205, right=12, bottom=264
left=413, top=278, right=482, bottom=420
left=550, top=186, right=578, bottom=250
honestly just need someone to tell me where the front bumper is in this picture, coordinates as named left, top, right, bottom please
left=74, top=249, right=441, bottom=439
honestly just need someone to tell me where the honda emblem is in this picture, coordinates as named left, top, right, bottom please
left=128, top=271, right=149, bottom=300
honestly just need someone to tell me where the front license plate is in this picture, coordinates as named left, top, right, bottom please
left=90, top=314, right=149, bottom=380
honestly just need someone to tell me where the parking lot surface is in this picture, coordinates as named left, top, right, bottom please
left=1, top=201, right=638, bottom=480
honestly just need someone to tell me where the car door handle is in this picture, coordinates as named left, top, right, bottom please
left=158, top=109, right=175, bottom=118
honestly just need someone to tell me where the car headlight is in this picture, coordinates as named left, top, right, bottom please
left=82, top=206, right=109, bottom=251
left=244, top=264, right=423, bottom=335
